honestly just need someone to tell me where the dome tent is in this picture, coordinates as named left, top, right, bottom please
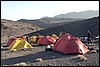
left=53, top=33, right=90, bottom=54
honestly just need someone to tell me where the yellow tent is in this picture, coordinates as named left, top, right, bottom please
left=51, top=34, right=59, bottom=40
left=8, top=38, right=33, bottom=51
left=29, top=36, right=37, bottom=44
left=29, top=35, right=44, bottom=44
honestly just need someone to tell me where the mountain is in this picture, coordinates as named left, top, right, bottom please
left=17, top=18, right=83, bottom=28
left=25, top=16, right=99, bottom=37
left=17, top=10, right=98, bottom=28
left=54, top=10, right=99, bottom=19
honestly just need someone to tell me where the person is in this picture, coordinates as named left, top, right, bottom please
left=59, top=31, right=63, bottom=38
left=26, top=35, right=29, bottom=42
left=36, top=33, right=40, bottom=43
left=87, top=31, right=92, bottom=44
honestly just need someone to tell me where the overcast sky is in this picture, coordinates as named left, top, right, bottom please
left=1, top=1, right=99, bottom=21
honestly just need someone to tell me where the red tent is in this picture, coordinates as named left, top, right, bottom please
left=53, top=33, right=90, bottom=54
left=6, top=37, right=17, bottom=46
left=37, top=35, right=56, bottom=46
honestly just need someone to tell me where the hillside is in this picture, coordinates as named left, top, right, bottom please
left=1, top=19, right=42, bottom=42
left=17, top=18, right=83, bottom=28
left=26, top=16, right=99, bottom=37
left=54, top=10, right=99, bottom=19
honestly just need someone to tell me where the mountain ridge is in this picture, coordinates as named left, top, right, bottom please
left=54, top=10, right=99, bottom=18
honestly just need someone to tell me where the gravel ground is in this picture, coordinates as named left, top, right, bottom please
left=1, top=43, right=99, bottom=66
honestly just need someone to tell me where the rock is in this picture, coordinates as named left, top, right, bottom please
left=14, top=62, right=31, bottom=66
left=78, top=63, right=81, bottom=66
left=47, top=63, right=53, bottom=66
left=90, top=50, right=97, bottom=53
left=2, top=65, right=8, bottom=66
left=1, top=46, right=3, bottom=49
left=88, top=44, right=94, bottom=46
left=76, top=55, right=88, bottom=61
left=35, top=58, right=43, bottom=62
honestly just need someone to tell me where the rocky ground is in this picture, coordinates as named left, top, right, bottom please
left=1, top=19, right=99, bottom=66
left=1, top=43, right=99, bottom=66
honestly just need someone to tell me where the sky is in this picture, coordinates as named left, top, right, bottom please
left=1, top=1, right=99, bottom=21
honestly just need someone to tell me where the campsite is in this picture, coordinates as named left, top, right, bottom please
left=1, top=4, right=99, bottom=66
left=1, top=17, right=99, bottom=66
left=1, top=32, right=99, bottom=66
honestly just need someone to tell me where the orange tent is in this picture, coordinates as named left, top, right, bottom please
left=51, top=34, right=59, bottom=40
left=53, top=33, right=90, bottom=54
left=37, top=35, right=56, bottom=46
